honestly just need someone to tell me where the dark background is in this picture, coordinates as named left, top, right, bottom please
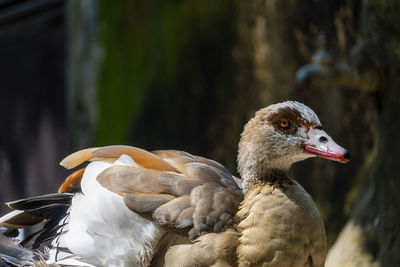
left=0, top=0, right=67, bottom=212
left=0, top=0, right=399, bottom=266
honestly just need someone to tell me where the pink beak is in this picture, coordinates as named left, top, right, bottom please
left=303, top=126, right=350, bottom=163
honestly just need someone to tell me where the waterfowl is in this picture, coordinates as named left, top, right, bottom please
left=0, top=101, right=349, bottom=267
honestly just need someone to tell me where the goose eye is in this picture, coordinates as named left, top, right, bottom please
left=280, top=119, right=290, bottom=128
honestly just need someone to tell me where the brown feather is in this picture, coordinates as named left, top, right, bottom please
left=59, top=147, right=96, bottom=169
left=122, top=193, right=176, bottom=213
left=89, top=157, right=117, bottom=163
left=153, top=196, right=191, bottom=226
left=97, top=165, right=167, bottom=194
left=180, top=162, right=221, bottom=183
left=160, top=156, right=195, bottom=173
left=97, top=165, right=203, bottom=196
left=92, top=145, right=176, bottom=171
left=156, top=172, right=203, bottom=196
left=150, top=232, right=191, bottom=267
left=192, top=155, right=230, bottom=175
left=152, top=150, right=194, bottom=159
left=189, top=182, right=241, bottom=239
left=164, top=229, right=239, bottom=267
left=58, top=168, right=85, bottom=193
left=175, top=207, right=195, bottom=229
left=182, top=162, right=241, bottom=194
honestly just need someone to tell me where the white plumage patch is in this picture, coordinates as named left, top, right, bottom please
left=48, top=155, right=166, bottom=267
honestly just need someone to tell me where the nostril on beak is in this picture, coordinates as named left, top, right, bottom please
left=319, top=136, right=328, bottom=143
left=343, top=150, right=351, bottom=160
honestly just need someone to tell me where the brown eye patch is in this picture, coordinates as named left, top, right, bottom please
left=267, top=107, right=306, bottom=134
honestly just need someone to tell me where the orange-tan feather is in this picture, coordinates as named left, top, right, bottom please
left=59, top=147, right=97, bottom=169
left=92, top=146, right=176, bottom=171
left=58, top=168, right=85, bottom=193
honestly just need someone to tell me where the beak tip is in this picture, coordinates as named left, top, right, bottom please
left=342, top=149, right=351, bottom=161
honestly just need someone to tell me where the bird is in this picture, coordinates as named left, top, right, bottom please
left=0, top=101, right=350, bottom=267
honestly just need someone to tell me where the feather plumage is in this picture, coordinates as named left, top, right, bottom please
left=0, top=101, right=350, bottom=266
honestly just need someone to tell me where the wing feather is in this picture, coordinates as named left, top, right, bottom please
left=175, top=207, right=195, bottom=229
left=97, top=165, right=203, bottom=196
left=0, top=210, right=43, bottom=229
left=159, top=156, right=195, bottom=173
left=152, top=150, right=194, bottom=159
left=97, top=165, right=167, bottom=194
left=122, top=193, right=176, bottom=213
left=156, top=172, right=203, bottom=196
left=92, top=145, right=176, bottom=171
left=58, top=168, right=85, bottom=193
left=60, top=147, right=97, bottom=169
left=153, top=196, right=192, bottom=226
left=61, top=146, right=244, bottom=241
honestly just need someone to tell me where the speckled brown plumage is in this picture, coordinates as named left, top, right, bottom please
left=236, top=180, right=326, bottom=267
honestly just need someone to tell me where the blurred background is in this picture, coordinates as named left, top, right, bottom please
left=0, top=0, right=399, bottom=266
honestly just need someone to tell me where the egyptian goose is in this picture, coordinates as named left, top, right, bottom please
left=0, top=101, right=349, bottom=267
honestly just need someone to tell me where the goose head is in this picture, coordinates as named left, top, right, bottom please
left=238, top=101, right=350, bottom=191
